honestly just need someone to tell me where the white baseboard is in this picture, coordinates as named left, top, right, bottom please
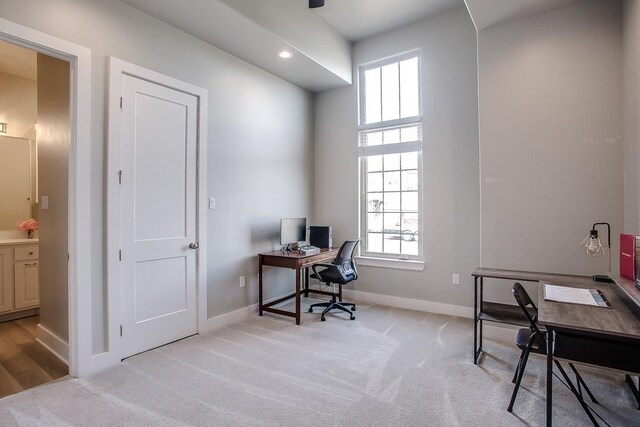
left=36, top=323, right=69, bottom=365
left=200, top=303, right=258, bottom=334
left=342, top=289, right=474, bottom=318
left=342, top=289, right=517, bottom=344
left=201, top=292, right=304, bottom=334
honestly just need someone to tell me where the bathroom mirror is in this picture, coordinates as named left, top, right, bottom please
left=0, top=135, right=33, bottom=230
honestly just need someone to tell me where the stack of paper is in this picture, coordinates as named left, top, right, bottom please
left=543, top=284, right=611, bottom=308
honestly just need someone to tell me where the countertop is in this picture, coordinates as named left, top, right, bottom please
left=0, top=238, right=39, bottom=247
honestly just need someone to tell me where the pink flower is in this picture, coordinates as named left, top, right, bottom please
left=17, top=218, right=39, bottom=231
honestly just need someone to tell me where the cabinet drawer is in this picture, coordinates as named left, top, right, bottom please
left=14, top=245, right=39, bottom=261
left=14, top=260, right=39, bottom=310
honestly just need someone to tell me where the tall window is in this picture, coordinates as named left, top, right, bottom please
left=358, top=51, right=422, bottom=261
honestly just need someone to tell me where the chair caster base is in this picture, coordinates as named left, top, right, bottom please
left=350, top=316, right=355, bottom=320
left=321, top=316, right=326, bottom=321
left=351, top=307, right=356, bottom=311
left=308, top=308, right=313, bottom=313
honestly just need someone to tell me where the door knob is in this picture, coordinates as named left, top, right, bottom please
left=189, top=242, right=200, bottom=250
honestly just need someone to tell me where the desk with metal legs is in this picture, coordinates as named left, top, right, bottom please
left=471, top=268, right=593, bottom=364
left=473, top=268, right=640, bottom=425
left=539, top=280, right=640, bottom=426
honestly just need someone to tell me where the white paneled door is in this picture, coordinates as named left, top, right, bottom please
left=120, top=74, right=198, bottom=359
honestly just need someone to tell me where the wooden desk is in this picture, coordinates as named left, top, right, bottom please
left=258, top=248, right=339, bottom=325
left=539, top=281, right=640, bottom=426
left=471, top=268, right=592, bottom=364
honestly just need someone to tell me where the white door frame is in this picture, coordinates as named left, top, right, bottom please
left=106, top=57, right=208, bottom=364
left=0, top=18, right=92, bottom=377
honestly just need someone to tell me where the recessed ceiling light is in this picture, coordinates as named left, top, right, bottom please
left=278, top=50, right=293, bottom=59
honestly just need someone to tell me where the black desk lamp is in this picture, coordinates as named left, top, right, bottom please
left=580, top=222, right=614, bottom=283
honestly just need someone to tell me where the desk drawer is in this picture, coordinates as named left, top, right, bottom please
left=554, top=331, right=640, bottom=375
left=15, top=245, right=39, bottom=261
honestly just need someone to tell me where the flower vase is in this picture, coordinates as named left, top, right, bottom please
left=27, top=230, right=33, bottom=239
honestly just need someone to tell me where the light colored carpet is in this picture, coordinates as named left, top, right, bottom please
left=0, top=301, right=638, bottom=426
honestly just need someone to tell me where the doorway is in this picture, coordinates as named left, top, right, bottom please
left=0, top=16, right=92, bottom=378
left=0, top=39, right=70, bottom=398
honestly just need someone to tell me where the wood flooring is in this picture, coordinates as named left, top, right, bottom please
left=0, top=316, right=68, bottom=399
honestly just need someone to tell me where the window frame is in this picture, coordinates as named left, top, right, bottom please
left=358, top=49, right=423, bottom=130
left=357, top=50, right=424, bottom=265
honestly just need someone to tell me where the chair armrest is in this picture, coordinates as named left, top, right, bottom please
left=311, top=263, right=348, bottom=283
left=311, top=264, right=333, bottom=282
left=312, top=263, right=335, bottom=270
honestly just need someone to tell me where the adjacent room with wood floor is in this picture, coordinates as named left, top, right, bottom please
left=0, top=0, right=639, bottom=426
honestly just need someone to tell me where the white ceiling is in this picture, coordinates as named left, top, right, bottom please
left=122, top=0, right=351, bottom=92
left=310, top=0, right=464, bottom=41
left=464, top=0, right=586, bottom=31
left=0, top=40, right=36, bottom=80
left=122, top=0, right=469, bottom=92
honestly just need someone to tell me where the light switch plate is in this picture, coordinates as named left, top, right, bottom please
left=209, top=197, right=216, bottom=210
left=41, top=196, right=49, bottom=210
left=452, top=274, right=460, bottom=285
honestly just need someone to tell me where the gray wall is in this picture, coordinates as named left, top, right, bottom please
left=624, top=0, right=640, bottom=235
left=0, top=0, right=314, bottom=353
left=314, top=7, right=481, bottom=307
left=37, top=53, right=70, bottom=342
left=479, top=0, right=623, bottom=288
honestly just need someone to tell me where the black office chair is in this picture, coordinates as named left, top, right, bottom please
left=308, top=240, right=360, bottom=321
left=509, top=282, right=598, bottom=413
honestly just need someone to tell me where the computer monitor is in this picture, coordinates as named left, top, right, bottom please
left=280, top=218, right=307, bottom=246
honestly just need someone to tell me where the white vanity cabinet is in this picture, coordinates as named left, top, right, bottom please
left=0, top=240, right=40, bottom=315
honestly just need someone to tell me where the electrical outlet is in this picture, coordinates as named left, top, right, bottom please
left=209, top=197, right=216, bottom=210
left=239, top=276, right=245, bottom=288
left=452, top=274, right=460, bottom=285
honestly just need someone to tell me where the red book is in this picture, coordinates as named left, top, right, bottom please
left=636, top=237, right=640, bottom=289
left=620, top=234, right=636, bottom=281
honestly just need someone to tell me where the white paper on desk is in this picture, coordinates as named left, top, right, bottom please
left=543, top=284, right=603, bottom=306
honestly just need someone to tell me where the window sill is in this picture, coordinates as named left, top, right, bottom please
left=355, top=256, right=425, bottom=271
